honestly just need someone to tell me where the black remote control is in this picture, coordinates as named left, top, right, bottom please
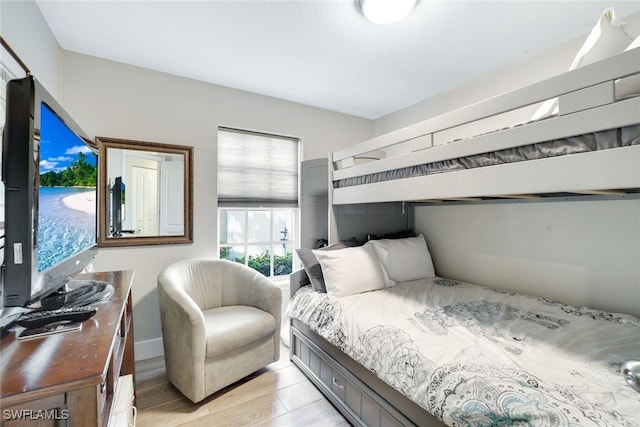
left=17, top=306, right=97, bottom=329
left=40, top=283, right=98, bottom=310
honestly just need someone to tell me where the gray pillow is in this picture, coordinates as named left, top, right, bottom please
left=296, top=237, right=358, bottom=293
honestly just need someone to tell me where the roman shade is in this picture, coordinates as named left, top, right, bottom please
left=217, top=127, right=299, bottom=207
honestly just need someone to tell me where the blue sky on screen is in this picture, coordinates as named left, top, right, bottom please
left=39, top=103, right=95, bottom=174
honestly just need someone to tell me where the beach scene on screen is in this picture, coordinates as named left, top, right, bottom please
left=37, top=104, right=96, bottom=272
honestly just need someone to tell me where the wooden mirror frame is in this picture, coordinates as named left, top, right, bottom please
left=96, top=136, right=193, bottom=247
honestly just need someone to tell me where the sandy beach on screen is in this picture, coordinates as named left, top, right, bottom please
left=62, top=190, right=96, bottom=214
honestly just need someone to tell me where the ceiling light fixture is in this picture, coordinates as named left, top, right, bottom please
left=359, top=0, right=417, bottom=25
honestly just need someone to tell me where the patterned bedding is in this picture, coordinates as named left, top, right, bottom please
left=286, top=277, right=640, bottom=426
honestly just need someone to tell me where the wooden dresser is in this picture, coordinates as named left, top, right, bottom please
left=1, top=270, right=136, bottom=426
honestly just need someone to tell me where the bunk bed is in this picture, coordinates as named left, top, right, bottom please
left=331, top=47, right=640, bottom=205
left=288, top=27, right=640, bottom=427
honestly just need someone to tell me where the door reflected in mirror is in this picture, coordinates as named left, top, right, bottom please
left=97, top=137, right=193, bottom=247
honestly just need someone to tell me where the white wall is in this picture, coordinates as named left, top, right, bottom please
left=0, top=0, right=62, bottom=97
left=414, top=199, right=640, bottom=318
left=372, top=37, right=580, bottom=137
left=59, top=52, right=372, bottom=356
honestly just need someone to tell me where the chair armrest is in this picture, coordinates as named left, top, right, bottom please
left=158, top=279, right=207, bottom=357
left=158, top=270, right=208, bottom=402
left=246, top=273, right=282, bottom=361
left=247, top=274, right=283, bottom=323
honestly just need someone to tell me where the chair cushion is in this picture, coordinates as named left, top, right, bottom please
left=203, top=305, right=276, bottom=358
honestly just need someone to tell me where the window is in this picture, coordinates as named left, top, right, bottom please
left=219, top=208, right=295, bottom=277
left=217, top=127, right=299, bottom=277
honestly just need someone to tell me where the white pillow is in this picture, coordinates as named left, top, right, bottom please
left=365, top=235, right=435, bottom=283
left=531, top=8, right=634, bottom=121
left=313, top=245, right=386, bottom=297
left=569, top=8, right=633, bottom=70
left=362, top=241, right=395, bottom=288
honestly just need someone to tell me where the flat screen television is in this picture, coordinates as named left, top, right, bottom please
left=2, top=76, right=98, bottom=307
left=111, top=176, right=124, bottom=237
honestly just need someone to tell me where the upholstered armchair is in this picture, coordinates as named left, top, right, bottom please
left=158, top=259, right=282, bottom=403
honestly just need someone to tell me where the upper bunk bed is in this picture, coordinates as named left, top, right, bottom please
left=330, top=47, right=640, bottom=205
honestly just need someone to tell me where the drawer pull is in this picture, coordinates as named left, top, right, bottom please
left=332, top=377, right=344, bottom=389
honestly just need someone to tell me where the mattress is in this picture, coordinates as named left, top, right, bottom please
left=334, top=125, right=640, bottom=189
left=287, top=277, right=640, bottom=426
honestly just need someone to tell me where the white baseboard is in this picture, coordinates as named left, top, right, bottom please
left=135, top=337, right=164, bottom=362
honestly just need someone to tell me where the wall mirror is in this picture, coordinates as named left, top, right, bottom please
left=97, top=136, right=193, bottom=247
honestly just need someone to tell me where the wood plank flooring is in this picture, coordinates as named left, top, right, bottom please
left=134, top=344, right=351, bottom=426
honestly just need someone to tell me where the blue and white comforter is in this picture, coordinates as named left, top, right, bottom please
left=286, top=277, right=640, bottom=426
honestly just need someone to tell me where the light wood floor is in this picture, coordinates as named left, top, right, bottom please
left=134, top=344, right=351, bottom=427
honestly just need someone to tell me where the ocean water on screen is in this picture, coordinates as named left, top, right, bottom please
left=37, top=187, right=96, bottom=272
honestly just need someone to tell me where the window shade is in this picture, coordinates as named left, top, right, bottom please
left=218, top=127, right=299, bottom=207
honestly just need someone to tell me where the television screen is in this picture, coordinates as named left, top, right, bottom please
left=2, top=76, right=97, bottom=307
left=37, top=104, right=97, bottom=272
left=111, top=176, right=124, bottom=237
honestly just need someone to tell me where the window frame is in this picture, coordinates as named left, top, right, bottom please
left=218, top=206, right=299, bottom=278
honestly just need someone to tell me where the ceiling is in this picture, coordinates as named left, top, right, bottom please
left=36, top=1, right=640, bottom=120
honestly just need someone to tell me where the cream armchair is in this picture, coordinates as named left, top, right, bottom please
left=158, top=259, right=282, bottom=403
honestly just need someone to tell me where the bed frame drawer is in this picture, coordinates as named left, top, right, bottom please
left=291, top=326, right=407, bottom=427
left=330, top=369, right=347, bottom=402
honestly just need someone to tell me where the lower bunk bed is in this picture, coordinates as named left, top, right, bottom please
left=287, top=237, right=640, bottom=427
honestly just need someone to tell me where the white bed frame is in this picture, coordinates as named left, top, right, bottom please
left=331, top=48, right=640, bottom=207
